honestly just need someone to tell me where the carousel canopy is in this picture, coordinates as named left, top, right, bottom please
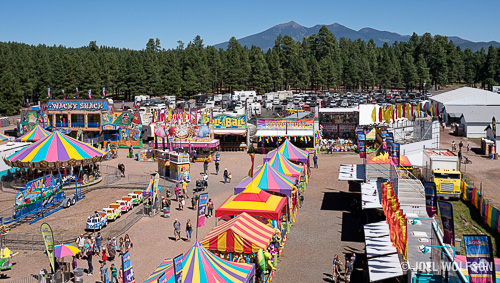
left=5, top=131, right=107, bottom=169
left=264, top=138, right=309, bottom=163
left=201, top=212, right=276, bottom=254
left=234, top=162, right=296, bottom=196
left=216, top=186, right=287, bottom=220
left=266, top=149, right=303, bottom=179
left=15, top=125, right=50, bottom=142
left=145, top=242, right=255, bottom=283
left=0, top=132, right=9, bottom=142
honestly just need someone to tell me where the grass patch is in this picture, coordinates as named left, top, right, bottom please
left=440, top=199, right=500, bottom=257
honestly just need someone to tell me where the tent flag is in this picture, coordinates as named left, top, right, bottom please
left=438, top=201, right=455, bottom=246
left=248, top=153, right=255, bottom=178
left=371, top=107, right=376, bottom=122
left=198, top=193, right=208, bottom=228
left=463, top=235, right=495, bottom=283
left=424, top=182, right=437, bottom=217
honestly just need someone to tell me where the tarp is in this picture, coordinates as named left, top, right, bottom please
left=234, top=162, right=296, bottom=197
left=264, top=138, right=309, bottom=163
left=216, top=186, right=287, bottom=220
left=5, top=131, right=106, bottom=165
left=145, top=242, right=255, bottom=283
left=366, top=144, right=412, bottom=167
left=201, top=212, right=276, bottom=254
left=15, top=125, right=50, bottom=142
left=265, top=149, right=303, bottom=179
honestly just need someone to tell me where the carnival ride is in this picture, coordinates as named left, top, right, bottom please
left=127, top=193, right=143, bottom=205
left=86, top=212, right=108, bottom=231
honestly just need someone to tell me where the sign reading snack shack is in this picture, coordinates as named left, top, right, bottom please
left=213, top=115, right=246, bottom=129
left=257, top=119, right=313, bottom=130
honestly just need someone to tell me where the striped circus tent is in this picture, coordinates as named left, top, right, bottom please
left=4, top=131, right=107, bottom=169
left=0, top=132, right=9, bottom=142
left=266, top=148, right=303, bottom=179
left=264, top=138, right=309, bottom=164
left=15, top=125, right=50, bottom=142
left=201, top=212, right=276, bottom=254
left=144, top=242, right=255, bottom=283
left=234, top=162, right=296, bottom=196
left=216, top=186, right=286, bottom=220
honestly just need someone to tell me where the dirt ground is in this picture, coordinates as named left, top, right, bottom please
left=1, top=148, right=366, bottom=282
left=438, top=126, right=500, bottom=207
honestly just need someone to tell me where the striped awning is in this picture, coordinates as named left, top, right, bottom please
left=201, top=212, right=276, bottom=254
left=144, top=258, right=173, bottom=283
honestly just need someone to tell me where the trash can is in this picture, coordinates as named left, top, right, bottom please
left=74, top=268, right=84, bottom=283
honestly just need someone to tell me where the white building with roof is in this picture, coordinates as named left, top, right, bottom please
left=430, top=87, right=500, bottom=138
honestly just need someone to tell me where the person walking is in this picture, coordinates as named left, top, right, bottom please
left=313, top=153, right=318, bottom=169
left=223, top=168, right=229, bottom=184
left=95, top=232, right=103, bottom=256
left=182, top=180, right=188, bottom=198
left=76, top=234, right=85, bottom=258
left=203, top=160, right=209, bottom=174
left=215, top=159, right=220, bottom=175
left=86, top=248, right=93, bottom=276
left=100, top=262, right=108, bottom=282
left=128, top=145, right=133, bottom=158
left=179, top=195, right=185, bottom=211
left=110, top=263, right=118, bottom=283
left=207, top=199, right=214, bottom=217
left=345, top=257, right=353, bottom=283
left=451, top=140, right=456, bottom=151
left=191, top=193, right=197, bottom=210
left=173, top=219, right=181, bottom=241
left=186, top=219, right=193, bottom=242
left=174, top=184, right=180, bottom=201
left=459, top=141, right=463, bottom=151
left=124, top=234, right=132, bottom=253
left=202, top=173, right=208, bottom=190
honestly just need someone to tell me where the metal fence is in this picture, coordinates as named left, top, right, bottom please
left=5, top=274, right=39, bottom=283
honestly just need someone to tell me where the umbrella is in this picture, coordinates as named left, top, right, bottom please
left=54, top=244, right=81, bottom=258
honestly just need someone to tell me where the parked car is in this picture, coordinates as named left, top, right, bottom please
left=103, top=207, right=121, bottom=221
left=60, top=194, right=77, bottom=208
left=128, top=193, right=143, bottom=205
left=86, top=212, right=108, bottom=231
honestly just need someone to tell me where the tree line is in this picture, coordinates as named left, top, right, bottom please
left=0, top=26, right=499, bottom=115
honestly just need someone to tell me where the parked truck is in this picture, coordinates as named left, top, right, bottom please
left=422, top=149, right=461, bottom=199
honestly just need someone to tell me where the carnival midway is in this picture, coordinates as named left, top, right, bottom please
left=1, top=87, right=500, bottom=283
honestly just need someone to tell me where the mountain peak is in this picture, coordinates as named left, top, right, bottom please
left=274, top=21, right=302, bottom=28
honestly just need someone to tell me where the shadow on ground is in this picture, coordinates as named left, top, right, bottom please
left=321, top=191, right=359, bottom=211
left=341, top=212, right=364, bottom=242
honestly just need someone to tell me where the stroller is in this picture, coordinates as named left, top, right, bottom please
left=194, top=179, right=205, bottom=192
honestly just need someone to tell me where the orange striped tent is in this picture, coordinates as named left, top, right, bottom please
left=201, top=212, right=276, bottom=254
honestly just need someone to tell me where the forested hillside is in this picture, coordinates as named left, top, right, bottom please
left=0, top=26, right=499, bottom=115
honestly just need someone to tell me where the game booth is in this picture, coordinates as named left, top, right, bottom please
left=213, top=114, right=248, bottom=151
left=20, top=108, right=48, bottom=136
left=255, top=119, right=315, bottom=153
left=150, top=123, right=219, bottom=162
left=137, top=149, right=156, bottom=162
left=157, top=151, right=190, bottom=182
left=263, top=139, right=310, bottom=177
left=144, top=242, right=255, bottom=283
left=102, top=110, right=143, bottom=149
left=3, top=131, right=107, bottom=189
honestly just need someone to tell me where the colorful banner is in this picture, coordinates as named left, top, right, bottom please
left=256, top=119, right=313, bottom=130
left=424, top=182, right=437, bottom=217
left=153, top=173, right=159, bottom=206
left=173, top=253, right=183, bottom=283
left=464, top=235, right=495, bottom=283
left=493, top=117, right=496, bottom=141
left=438, top=201, right=455, bottom=246
left=47, top=100, right=109, bottom=111
left=122, top=251, right=136, bottom=283
left=157, top=272, right=166, bottom=283
left=390, top=143, right=400, bottom=166
left=365, top=128, right=376, bottom=140
left=358, top=133, right=366, bottom=158
left=248, top=153, right=255, bottom=178
left=213, top=115, right=246, bottom=129
left=197, top=193, right=208, bottom=228
left=386, top=132, right=394, bottom=144
left=40, top=223, right=56, bottom=273
left=381, top=130, right=388, bottom=149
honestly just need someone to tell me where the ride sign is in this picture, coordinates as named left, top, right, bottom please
left=47, top=100, right=109, bottom=111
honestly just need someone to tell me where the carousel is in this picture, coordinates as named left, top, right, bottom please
left=3, top=131, right=107, bottom=188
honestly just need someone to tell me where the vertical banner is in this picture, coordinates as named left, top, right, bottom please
left=157, top=272, right=166, bottom=283
left=153, top=173, right=159, bottom=205
left=173, top=254, right=183, bottom=283
left=493, top=117, right=496, bottom=142
left=381, top=130, right=388, bottom=149
left=390, top=143, right=400, bottom=166
left=386, top=132, right=394, bottom=144
left=122, top=251, right=136, bottom=283
left=424, top=182, right=437, bottom=217
left=197, top=193, right=208, bottom=228
left=48, top=87, right=51, bottom=99
left=88, top=89, right=92, bottom=99
left=248, top=153, right=255, bottom=178
left=102, top=87, right=106, bottom=98
left=76, top=87, right=79, bottom=98
left=464, top=235, right=495, bottom=283
left=358, top=133, right=366, bottom=158
left=40, top=223, right=56, bottom=273
left=438, top=201, right=455, bottom=246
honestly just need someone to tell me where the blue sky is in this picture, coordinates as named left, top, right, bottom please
left=1, top=0, right=499, bottom=50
